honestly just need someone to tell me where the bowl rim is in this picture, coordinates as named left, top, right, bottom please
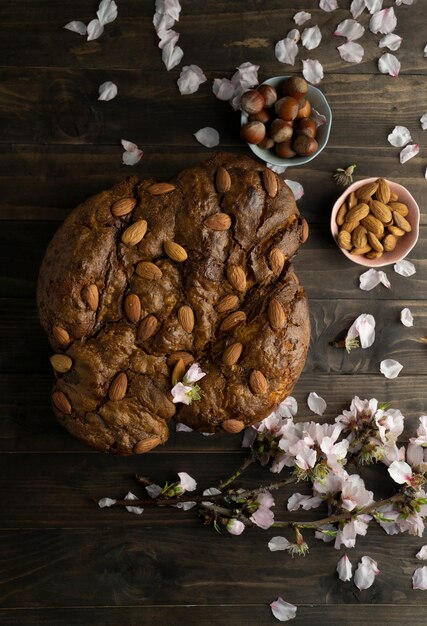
left=330, top=176, right=420, bottom=267
left=240, top=75, right=332, bottom=167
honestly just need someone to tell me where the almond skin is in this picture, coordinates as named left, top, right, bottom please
left=249, top=370, right=268, bottom=395
left=269, top=248, right=286, bottom=275
left=166, top=351, right=194, bottom=367
left=336, top=202, right=347, bottom=226
left=109, top=372, right=128, bottom=401
left=216, top=166, right=232, bottom=193
left=388, top=201, right=409, bottom=217
left=383, top=234, right=397, bottom=252
left=375, top=178, right=391, bottom=204
left=268, top=298, right=285, bottom=330
left=262, top=169, right=278, bottom=198
left=111, top=197, right=137, bottom=217
left=356, top=181, right=378, bottom=200
left=220, top=310, right=246, bottom=332
left=216, top=293, right=239, bottom=313
left=221, top=419, right=245, bottom=433
left=351, top=225, right=368, bottom=249
left=369, top=200, right=392, bottom=224
left=348, top=191, right=357, bottom=209
left=50, top=354, right=72, bottom=373
left=133, top=436, right=162, bottom=454
left=52, top=390, right=72, bottom=414
left=52, top=325, right=70, bottom=346
left=178, top=305, right=195, bottom=333
left=392, top=211, right=412, bottom=233
left=136, top=262, right=163, bottom=280
left=226, top=265, right=247, bottom=292
left=137, top=315, right=158, bottom=341
left=361, top=214, right=384, bottom=237
left=222, top=342, right=243, bottom=366
left=124, top=293, right=141, bottom=323
left=388, top=225, right=405, bottom=237
left=337, top=230, right=352, bottom=250
left=148, top=182, right=176, bottom=195
left=83, top=284, right=99, bottom=312
left=346, top=203, right=370, bottom=223
left=164, top=240, right=188, bottom=262
left=172, top=359, right=186, bottom=385
left=301, top=218, right=309, bottom=243
left=367, top=231, right=384, bottom=252
left=204, top=213, right=232, bottom=231
left=121, top=220, right=147, bottom=246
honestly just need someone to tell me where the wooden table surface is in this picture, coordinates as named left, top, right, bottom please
left=1, top=1, right=426, bottom=624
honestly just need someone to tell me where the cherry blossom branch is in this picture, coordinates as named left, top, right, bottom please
left=218, top=456, right=255, bottom=490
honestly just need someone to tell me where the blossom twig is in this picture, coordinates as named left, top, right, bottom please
left=218, top=456, right=255, bottom=490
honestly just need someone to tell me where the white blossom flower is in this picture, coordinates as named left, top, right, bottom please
left=346, top=313, right=376, bottom=350
left=250, top=492, right=275, bottom=529
left=171, top=382, right=194, bottom=405
left=183, top=363, right=207, bottom=384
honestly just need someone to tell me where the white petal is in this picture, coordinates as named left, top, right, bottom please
left=153, top=11, right=175, bottom=35
left=365, top=0, right=383, bottom=13
left=394, top=259, right=416, bottom=276
left=401, top=307, right=414, bottom=327
left=122, top=143, right=143, bottom=166
left=388, top=460, right=412, bottom=483
left=395, top=0, right=413, bottom=5
left=400, top=143, right=419, bottom=164
left=212, top=78, right=235, bottom=101
left=294, top=11, right=311, bottom=26
left=98, top=497, right=116, bottom=508
left=370, top=8, right=397, bottom=34
left=320, top=0, right=338, bottom=11
left=121, top=139, right=138, bottom=152
left=425, top=44, right=427, bottom=58
left=275, top=39, right=299, bottom=65
left=307, top=391, right=327, bottom=416
left=287, top=493, right=311, bottom=512
left=302, top=26, right=322, bottom=50
left=270, top=597, right=297, bottom=622
left=233, top=62, right=259, bottom=90
left=124, top=492, right=144, bottom=515
left=162, top=40, right=184, bottom=71
left=359, top=268, right=390, bottom=291
left=87, top=19, right=104, bottom=41
left=356, top=313, right=376, bottom=348
left=350, top=0, right=366, bottom=19
left=64, top=21, right=87, bottom=35
left=311, top=109, right=327, bottom=128
left=97, top=0, right=118, bottom=26
left=156, top=0, right=181, bottom=21
left=334, top=19, right=365, bottom=41
left=425, top=166, right=427, bottom=180
left=387, top=125, right=412, bottom=147
left=194, top=127, right=220, bottom=148
left=420, top=114, right=427, bottom=130
left=286, top=29, right=300, bottom=43
left=379, top=34, right=403, bottom=51
left=276, top=396, right=298, bottom=418
left=203, top=487, right=221, bottom=496
left=361, top=555, right=380, bottom=574
left=380, top=359, right=403, bottom=379
left=354, top=563, right=376, bottom=590
left=337, top=555, right=353, bottom=581
left=412, top=566, right=427, bottom=590
left=416, top=546, right=427, bottom=560
left=268, top=536, right=291, bottom=551
left=98, top=81, right=117, bottom=101
left=178, top=471, right=197, bottom=492
left=175, top=422, right=193, bottom=432
left=302, top=59, right=324, bottom=85
left=284, top=179, right=304, bottom=200
left=145, top=483, right=163, bottom=498
left=337, top=42, right=365, bottom=63
left=174, top=501, right=197, bottom=511
left=378, top=53, right=401, bottom=77
left=177, top=65, right=207, bottom=95
left=268, top=163, right=288, bottom=174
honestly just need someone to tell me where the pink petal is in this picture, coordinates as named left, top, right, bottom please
left=178, top=471, right=197, bottom=492
left=153, top=12, right=175, bottom=36
left=121, top=139, right=143, bottom=166
left=337, top=555, right=353, bottom=581
left=287, top=493, right=311, bottom=512
left=286, top=29, right=300, bottom=43
left=395, top=0, right=413, bottom=5
left=284, top=179, right=304, bottom=200
left=162, top=40, right=184, bottom=71
left=64, top=21, right=87, bottom=35
left=276, top=396, right=298, bottom=418
left=270, top=597, right=297, bottom=622
left=250, top=507, right=275, bottom=529
left=388, top=125, right=412, bottom=147
left=302, top=26, right=322, bottom=50
left=307, top=392, right=327, bottom=416
left=350, top=0, right=366, bottom=19
left=365, top=0, right=384, bottom=12
left=388, top=460, right=413, bottom=484
left=354, top=562, right=376, bottom=590
left=268, top=163, right=287, bottom=175
left=400, top=143, right=419, bottom=164
left=268, top=536, right=291, bottom=551
left=334, top=19, right=365, bottom=41
left=97, top=0, right=118, bottom=26
left=370, top=8, right=397, bottom=35
left=379, top=33, right=403, bottom=51
left=121, top=139, right=138, bottom=152
left=158, top=0, right=181, bottom=21
left=194, top=127, right=220, bottom=148
left=394, top=259, right=416, bottom=276
left=226, top=519, right=245, bottom=535
left=275, top=38, right=299, bottom=65
left=412, top=566, right=427, bottom=590
left=233, top=62, right=259, bottom=90
left=379, top=53, right=401, bottom=76
left=420, top=114, right=427, bottom=130
left=320, top=0, right=338, bottom=11
left=177, top=65, right=207, bottom=95
left=401, top=307, right=414, bottom=327
left=338, top=42, right=365, bottom=63
left=311, top=108, right=327, bottom=128
left=380, top=359, right=403, bottom=379
left=302, top=59, right=324, bottom=85
left=416, top=546, right=427, bottom=560
left=87, top=18, right=104, bottom=41
left=212, top=78, right=235, bottom=101
left=359, top=268, right=390, bottom=291
left=294, top=11, right=311, bottom=26
left=361, top=555, right=380, bottom=575
left=347, top=313, right=376, bottom=348
left=98, top=81, right=117, bottom=101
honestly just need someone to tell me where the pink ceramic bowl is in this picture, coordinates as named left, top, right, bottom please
left=330, top=177, right=420, bottom=267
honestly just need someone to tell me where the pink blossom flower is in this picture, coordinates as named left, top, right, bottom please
left=335, top=515, right=372, bottom=549
left=341, top=475, right=374, bottom=512
left=250, top=491, right=275, bottom=529
left=226, top=519, right=245, bottom=535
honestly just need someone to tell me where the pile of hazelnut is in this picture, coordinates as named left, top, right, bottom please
left=240, top=76, right=319, bottom=159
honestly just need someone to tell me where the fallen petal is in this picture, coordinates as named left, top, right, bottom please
left=412, top=566, right=427, bottom=590
left=401, top=307, right=414, bottom=327
left=98, top=497, right=116, bottom=508
left=122, top=138, right=143, bottom=166
left=270, top=597, right=297, bottom=622
left=124, top=491, right=144, bottom=515
left=284, top=179, right=304, bottom=200
left=121, top=139, right=138, bottom=152
left=294, top=11, right=311, bottom=26
left=302, top=59, right=324, bottom=85
left=337, top=555, right=353, bottom=581
left=416, top=546, right=427, bottom=560
left=226, top=519, right=245, bottom=535
left=400, top=143, right=420, bottom=164
left=365, top=0, right=384, bottom=12
left=286, top=29, right=300, bottom=43
left=276, top=396, right=298, bottom=418
left=268, top=536, right=291, bottom=551
left=380, top=359, right=403, bottom=379
left=212, top=78, right=235, bottom=101
left=379, top=33, right=403, bottom=51
left=350, top=0, right=366, bottom=19
left=354, top=562, right=376, bottom=590
left=425, top=44, right=427, bottom=58
left=97, top=0, right=118, bottom=26
left=307, top=391, right=327, bottom=416
left=302, top=26, right=322, bottom=50
left=394, top=259, right=416, bottom=276
left=378, top=53, right=401, bottom=77
left=177, top=64, right=207, bottom=95
left=178, top=472, right=197, bottom=492
left=420, top=113, right=427, bottom=130
left=145, top=483, right=163, bottom=498
left=359, top=268, right=390, bottom=291
left=395, top=0, right=414, bottom=5
left=275, top=38, right=299, bottom=65
left=388, top=125, right=412, bottom=147
left=320, top=0, right=338, bottom=11
left=162, top=40, right=184, bottom=71
left=98, top=81, right=118, bottom=101
left=194, top=127, right=220, bottom=148
left=350, top=313, right=376, bottom=348
left=87, top=18, right=104, bottom=41
left=268, top=163, right=287, bottom=174
left=370, top=8, right=397, bottom=34
left=64, top=21, right=87, bottom=35
left=175, top=422, right=193, bottom=432
left=233, top=62, right=260, bottom=90
left=338, top=42, right=365, bottom=63
left=174, top=501, right=197, bottom=511
left=202, top=487, right=221, bottom=497
left=311, top=109, right=327, bottom=128
left=334, top=19, right=365, bottom=41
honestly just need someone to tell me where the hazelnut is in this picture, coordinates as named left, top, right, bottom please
left=292, top=134, right=318, bottom=157
left=274, top=97, right=299, bottom=121
left=295, top=118, right=316, bottom=138
left=258, top=136, right=275, bottom=150
left=249, top=109, right=271, bottom=124
left=240, top=121, right=266, bottom=145
left=296, top=98, right=311, bottom=119
left=281, top=76, right=308, bottom=100
left=275, top=141, right=296, bottom=159
left=258, top=84, right=278, bottom=108
left=270, top=119, right=293, bottom=143
left=240, top=90, right=265, bottom=115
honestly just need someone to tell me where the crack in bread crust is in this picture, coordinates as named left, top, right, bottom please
left=37, top=153, right=310, bottom=454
